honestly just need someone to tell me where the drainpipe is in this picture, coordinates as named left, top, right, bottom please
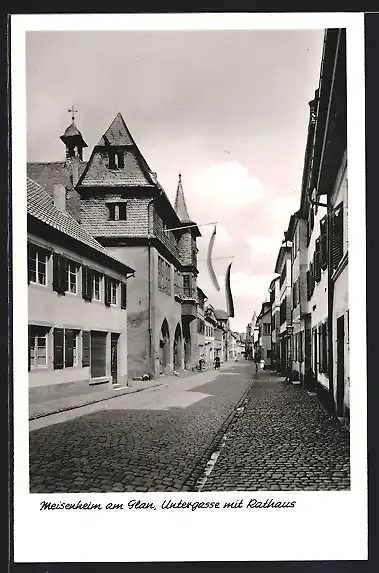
left=147, top=190, right=164, bottom=378
left=309, top=29, right=341, bottom=412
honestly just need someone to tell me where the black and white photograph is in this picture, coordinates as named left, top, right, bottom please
left=12, top=13, right=367, bottom=563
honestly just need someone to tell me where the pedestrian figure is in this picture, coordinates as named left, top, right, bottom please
left=214, top=356, right=220, bottom=370
left=260, top=359, right=265, bottom=370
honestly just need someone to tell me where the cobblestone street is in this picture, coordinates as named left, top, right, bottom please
left=200, top=371, right=350, bottom=491
left=29, top=364, right=350, bottom=493
left=29, top=362, right=251, bottom=492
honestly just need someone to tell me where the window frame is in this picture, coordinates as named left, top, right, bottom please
left=66, top=260, right=79, bottom=295
left=92, top=272, right=103, bottom=302
left=28, top=244, right=48, bottom=286
left=29, top=326, right=49, bottom=369
left=110, top=280, right=118, bottom=306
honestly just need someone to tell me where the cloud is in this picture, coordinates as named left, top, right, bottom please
left=198, top=161, right=265, bottom=210
left=247, top=234, right=282, bottom=257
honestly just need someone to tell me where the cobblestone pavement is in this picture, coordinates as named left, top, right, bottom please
left=200, top=372, right=350, bottom=491
left=29, top=362, right=251, bottom=492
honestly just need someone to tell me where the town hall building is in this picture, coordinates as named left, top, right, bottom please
left=28, top=112, right=201, bottom=380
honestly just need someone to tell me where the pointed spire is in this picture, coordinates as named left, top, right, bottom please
left=174, top=173, right=192, bottom=223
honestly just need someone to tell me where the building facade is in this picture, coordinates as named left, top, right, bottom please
left=269, top=277, right=280, bottom=370
left=27, top=178, right=134, bottom=403
left=196, top=287, right=207, bottom=364
left=204, top=304, right=217, bottom=364
left=28, top=113, right=202, bottom=379
left=274, top=245, right=293, bottom=375
left=256, top=302, right=272, bottom=366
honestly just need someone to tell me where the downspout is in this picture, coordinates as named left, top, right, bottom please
left=309, top=29, right=341, bottom=411
left=147, top=190, right=164, bottom=378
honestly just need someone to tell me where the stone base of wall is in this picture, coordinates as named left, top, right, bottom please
left=29, top=377, right=114, bottom=403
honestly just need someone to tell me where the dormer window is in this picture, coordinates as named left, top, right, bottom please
left=107, top=202, right=127, bottom=221
left=108, top=151, right=125, bottom=169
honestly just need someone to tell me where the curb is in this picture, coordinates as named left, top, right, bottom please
left=29, top=382, right=163, bottom=421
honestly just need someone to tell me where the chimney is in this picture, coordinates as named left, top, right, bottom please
left=53, top=184, right=66, bottom=212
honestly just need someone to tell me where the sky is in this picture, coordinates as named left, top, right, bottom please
left=26, top=29, right=324, bottom=332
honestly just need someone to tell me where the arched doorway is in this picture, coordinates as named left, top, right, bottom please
left=173, top=323, right=182, bottom=371
left=159, top=319, right=170, bottom=374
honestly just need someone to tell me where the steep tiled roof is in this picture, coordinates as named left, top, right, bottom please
left=62, top=122, right=83, bottom=139
left=27, top=178, right=134, bottom=273
left=78, top=150, right=154, bottom=187
left=174, top=173, right=192, bottom=223
left=97, top=113, right=134, bottom=146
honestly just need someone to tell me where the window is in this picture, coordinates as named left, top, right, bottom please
left=28, top=244, right=48, bottom=285
left=198, top=319, right=205, bottom=335
left=319, top=321, right=328, bottom=374
left=64, top=329, right=79, bottom=367
left=174, top=269, right=182, bottom=297
left=110, top=280, right=117, bottom=305
left=158, top=256, right=171, bottom=295
left=66, top=261, right=78, bottom=294
left=108, top=151, right=124, bottom=169
left=183, top=274, right=193, bottom=297
left=108, top=202, right=127, bottom=221
left=28, top=326, right=49, bottom=370
left=263, top=324, right=271, bottom=336
left=280, top=299, right=287, bottom=325
left=93, top=273, right=102, bottom=301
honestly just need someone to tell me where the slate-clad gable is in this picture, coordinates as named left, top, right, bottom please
left=27, top=177, right=133, bottom=272
left=78, top=149, right=154, bottom=188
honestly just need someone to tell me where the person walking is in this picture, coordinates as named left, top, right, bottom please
left=214, top=355, right=221, bottom=370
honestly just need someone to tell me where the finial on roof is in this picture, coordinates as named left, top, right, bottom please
left=68, top=105, right=78, bottom=123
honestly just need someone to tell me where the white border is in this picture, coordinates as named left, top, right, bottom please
left=12, top=13, right=367, bottom=562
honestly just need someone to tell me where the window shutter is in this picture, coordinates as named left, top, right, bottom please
left=62, top=256, right=68, bottom=292
left=121, top=282, right=127, bottom=309
left=87, top=267, right=93, bottom=300
left=82, top=330, right=91, bottom=367
left=315, top=238, right=321, bottom=282
left=320, top=219, right=328, bottom=270
left=332, top=206, right=344, bottom=269
left=82, top=266, right=88, bottom=299
left=65, top=329, right=74, bottom=368
left=53, top=253, right=60, bottom=292
left=104, top=275, right=111, bottom=306
left=53, top=328, right=64, bottom=370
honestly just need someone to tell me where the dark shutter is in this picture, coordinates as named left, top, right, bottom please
left=90, top=331, right=107, bottom=378
left=315, top=238, right=321, bottom=282
left=320, top=218, right=328, bottom=270
left=82, top=266, right=93, bottom=301
left=65, top=329, right=74, bottom=368
left=104, top=275, right=111, bottom=306
left=332, top=205, right=344, bottom=270
left=62, top=256, right=68, bottom=292
left=27, top=243, right=31, bottom=284
left=82, top=330, right=91, bottom=367
left=82, top=266, right=88, bottom=299
left=53, top=253, right=66, bottom=294
left=53, top=253, right=60, bottom=292
left=53, top=328, right=64, bottom=370
left=121, top=282, right=127, bottom=309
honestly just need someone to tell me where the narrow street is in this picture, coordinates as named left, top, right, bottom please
left=29, top=363, right=350, bottom=493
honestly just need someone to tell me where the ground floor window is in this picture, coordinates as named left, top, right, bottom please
left=29, top=325, right=49, bottom=370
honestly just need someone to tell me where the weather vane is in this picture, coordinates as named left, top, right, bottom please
left=68, top=105, right=77, bottom=122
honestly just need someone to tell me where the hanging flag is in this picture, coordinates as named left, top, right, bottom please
left=207, top=225, right=220, bottom=291
left=225, top=262, right=235, bottom=318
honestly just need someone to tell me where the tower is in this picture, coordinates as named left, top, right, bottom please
left=60, top=109, right=87, bottom=187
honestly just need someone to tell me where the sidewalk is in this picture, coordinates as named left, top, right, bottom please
left=29, top=362, right=229, bottom=420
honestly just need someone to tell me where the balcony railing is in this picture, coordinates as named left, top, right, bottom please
left=183, top=286, right=197, bottom=300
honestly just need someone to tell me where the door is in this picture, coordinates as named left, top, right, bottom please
left=91, top=331, right=107, bottom=378
left=336, top=315, right=345, bottom=417
left=111, top=334, right=119, bottom=384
